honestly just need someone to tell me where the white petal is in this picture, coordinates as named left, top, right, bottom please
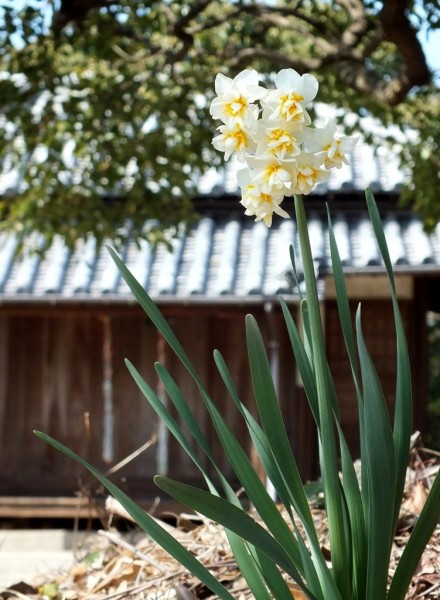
left=301, top=73, right=319, bottom=101
left=215, top=73, right=234, bottom=96
left=275, top=68, right=301, bottom=90
left=274, top=204, right=290, bottom=219
left=234, top=70, right=267, bottom=101
left=234, top=69, right=259, bottom=87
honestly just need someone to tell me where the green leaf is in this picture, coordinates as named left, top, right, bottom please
left=33, top=431, right=235, bottom=600
left=154, top=362, right=216, bottom=464
left=335, top=419, right=366, bottom=600
left=365, top=189, right=412, bottom=529
left=327, top=207, right=359, bottom=383
left=115, top=250, right=274, bottom=600
left=107, top=246, right=200, bottom=383
left=245, top=314, right=341, bottom=600
left=125, top=359, right=216, bottom=485
left=294, top=524, right=325, bottom=600
left=388, top=469, right=440, bottom=600
left=213, top=348, right=296, bottom=519
left=356, top=307, right=396, bottom=599
left=155, top=476, right=316, bottom=600
left=327, top=207, right=369, bottom=515
left=128, top=360, right=272, bottom=599
left=230, top=539, right=274, bottom=600
left=250, top=545, right=300, bottom=600
left=245, top=314, right=314, bottom=531
left=195, top=382, right=304, bottom=571
left=289, top=244, right=304, bottom=302
left=279, top=296, right=319, bottom=425
left=293, top=194, right=349, bottom=597
left=300, top=299, right=315, bottom=372
left=211, top=385, right=326, bottom=600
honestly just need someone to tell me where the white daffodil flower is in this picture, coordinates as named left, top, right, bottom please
left=246, top=156, right=295, bottom=195
left=254, top=119, right=304, bottom=160
left=262, top=68, right=318, bottom=124
left=291, top=152, right=330, bottom=195
left=209, top=70, right=267, bottom=126
left=306, top=119, right=358, bottom=169
left=237, top=169, right=289, bottom=227
left=212, top=122, right=256, bottom=161
left=210, top=67, right=358, bottom=225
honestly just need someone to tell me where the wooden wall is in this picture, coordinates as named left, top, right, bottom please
left=0, top=294, right=424, bottom=499
left=0, top=304, right=299, bottom=498
left=0, top=312, right=106, bottom=495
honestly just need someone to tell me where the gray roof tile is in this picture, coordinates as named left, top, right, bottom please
left=186, top=217, right=214, bottom=295
left=1, top=200, right=440, bottom=303
left=214, top=220, right=240, bottom=295
left=405, top=220, right=435, bottom=265
left=244, top=222, right=269, bottom=295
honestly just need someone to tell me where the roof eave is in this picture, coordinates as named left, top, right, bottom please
left=0, top=293, right=302, bottom=307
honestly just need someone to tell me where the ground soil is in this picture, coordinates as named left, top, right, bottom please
left=1, top=443, right=439, bottom=600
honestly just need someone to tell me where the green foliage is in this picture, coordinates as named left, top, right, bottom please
left=36, top=190, right=440, bottom=599
left=0, top=1, right=218, bottom=249
left=399, top=93, right=440, bottom=232
left=1, top=0, right=440, bottom=249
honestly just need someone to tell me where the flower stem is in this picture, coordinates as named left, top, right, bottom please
left=293, top=193, right=350, bottom=598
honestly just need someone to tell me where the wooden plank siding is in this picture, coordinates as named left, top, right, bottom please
left=0, top=305, right=302, bottom=499
left=0, top=293, right=423, bottom=502
left=0, top=314, right=105, bottom=495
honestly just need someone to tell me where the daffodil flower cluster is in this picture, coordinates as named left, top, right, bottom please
left=210, top=68, right=358, bottom=226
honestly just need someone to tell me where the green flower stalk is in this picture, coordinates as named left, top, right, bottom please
left=294, top=193, right=349, bottom=598
left=35, top=68, right=440, bottom=600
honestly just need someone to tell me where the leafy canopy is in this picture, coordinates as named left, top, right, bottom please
left=0, top=0, right=439, bottom=250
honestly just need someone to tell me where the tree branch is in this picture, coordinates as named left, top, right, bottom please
left=47, top=0, right=436, bottom=108
left=230, top=0, right=432, bottom=106
left=379, top=0, right=432, bottom=104
left=335, top=0, right=432, bottom=105
left=187, top=6, right=249, bottom=34
left=258, top=11, right=337, bottom=54
left=337, top=0, right=373, bottom=49
left=174, top=0, right=215, bottom=29
left=228, top=46, right=322, bottom=74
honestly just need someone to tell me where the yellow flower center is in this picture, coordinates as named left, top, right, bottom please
left=265, top=164, right=281, bottom=182
left=268, top=129, right=295, bottom=153
left=260, top=193, right=273, bottom=204
left=271, top=129, right=286, bottom=140
left=280, top=92, right=305, bottom=120
left=297, top=166, right=318, bottom=186
left=283, top=92, right=304, bottom=103
left=225, top=96, right=247, bottom=117
left=226, top=128, right=247, bottom=149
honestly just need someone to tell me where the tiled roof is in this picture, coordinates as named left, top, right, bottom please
left=0, top=123, right=435, bottom=303
left=0, top=195, right=439, bottom=304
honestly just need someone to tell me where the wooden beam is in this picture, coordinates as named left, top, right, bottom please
left=0, top=496, right=190, bottom=520
left=0, top=496, right=101, bottom=519
left=324, top=274, right=414, bottom=300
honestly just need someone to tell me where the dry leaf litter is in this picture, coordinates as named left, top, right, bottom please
left=1, top=435, right=439, bottom=600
